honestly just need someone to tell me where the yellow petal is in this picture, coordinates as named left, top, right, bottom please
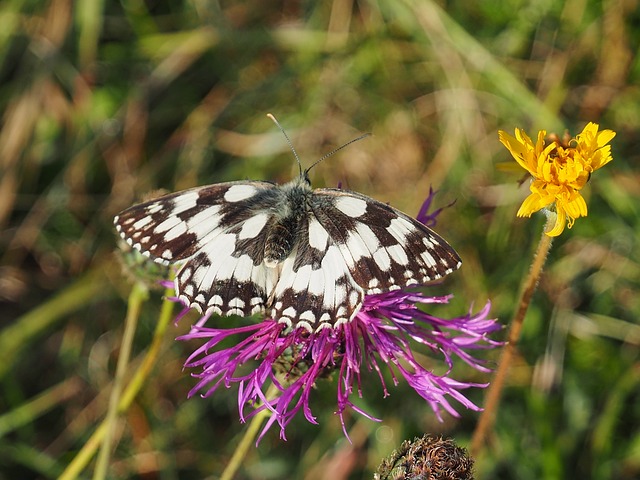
left=517, top=192, right=549, bottom=217
left=545, top=207, right=566, bottom=237
left=498, top=130, right=537, bottom=174
left=564, top=194, right=588, bottom=220
left=596, top=129, right=616, bottom=148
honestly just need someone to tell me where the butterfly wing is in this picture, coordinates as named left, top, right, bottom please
left=310, top=188, right=461, bottom=294
left=114, top=181, right=281, bottom=316
left=115, top=179, right=461, bottom=330
left=268, top=216, right=365, bottom=330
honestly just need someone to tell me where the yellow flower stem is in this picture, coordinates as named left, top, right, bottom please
left=59, top=285, right=175, bottom=480
left=471, top=218, right=554, bottom=455
left=220, top=383, right=280, bottom=480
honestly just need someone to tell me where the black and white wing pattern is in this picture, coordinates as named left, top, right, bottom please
left=114, top=176, right=461, bottom=332
left=115, top=180, right=282, bottom=317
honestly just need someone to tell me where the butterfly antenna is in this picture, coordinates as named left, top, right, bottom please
left=305, top=132, right=372, bottom=175
left=267, top=113, right=303, bottom=177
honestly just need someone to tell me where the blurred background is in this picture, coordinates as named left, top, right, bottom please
left=1, top=1, right=638, bottom=478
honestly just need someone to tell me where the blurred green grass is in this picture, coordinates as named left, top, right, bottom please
left=1, top=0, right=638, bottom=478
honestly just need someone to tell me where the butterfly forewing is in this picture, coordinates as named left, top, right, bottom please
left=115, top=181, right=275, bottom=264
left=114, top=176, right=461, bottom=331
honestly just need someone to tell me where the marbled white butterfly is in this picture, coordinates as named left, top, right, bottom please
left=114, top=117, right=461, bottom=332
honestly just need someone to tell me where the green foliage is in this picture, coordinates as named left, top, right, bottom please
left=1, top=0, right=638, bottom=478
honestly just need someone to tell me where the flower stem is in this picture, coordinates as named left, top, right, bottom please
left=59, top=285, right=174, bottom=480
left=93, top=281, right=147, bottom=480
left=220, top=383, right=280, bottom=480
left=471, top=222, right=554, bottom=455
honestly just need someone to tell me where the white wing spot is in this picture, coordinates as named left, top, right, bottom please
left=186, top=207, right=222, bottom=238
left=348, top=290, right=359, bottom=307
left=251, top=304, right=263, bottom=314
left=294, top=320, right=312, bottom=332
left=354, top=223, right=381, bottom=251
left=228, top=297, right=245, bottom=309
left=421, top=250, right=437, bottom=268
left=282, top=306, right=297, bottom=318
left=423, top=237, right=436, bottom=249
left=239, top=213, right=269, bottom=239
left=155, top=215, right=182, bottom=234
left=277, top=317, right=293, bottom=329
left=345, top=232, right=369, bottom=263
left=170, top=191, right=199, bottom=215
left=145, top=203, right=164, bottom=215
left=209, top=295, right=223, bottom=306
left=299, top=310, right=316, bottom=323
left=335, top=196, right=367, bottom=217
left=132, top=216, right=153, bottom=230
left=180, top=267, right=193, bottom=283
left=224, top=184, right=258, bottom=202
left=333, top=285, right=347, bottom=306
left=373, top=248, right=391, bottom=270
left=163, top=221, right=187, bottom=241
left=291, top=264, right=313, bottom=293
left=308, top=219, right=329, bottom=251
left=387, top=244, right=409, bottom=265
left=307, top=269, right=325, bottom=296
left=387, top=217, right=414, bottom=243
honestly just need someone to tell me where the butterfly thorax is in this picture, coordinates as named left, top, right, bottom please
left=263, top=175, right=312, bottom=268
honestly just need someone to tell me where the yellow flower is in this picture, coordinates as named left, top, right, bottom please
left=498, top=122, right=615, bottom=236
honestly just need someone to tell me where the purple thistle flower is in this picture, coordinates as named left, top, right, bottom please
left=168, top=190, right=501, bottom=442
left=176, top=291, right=499, bottom=441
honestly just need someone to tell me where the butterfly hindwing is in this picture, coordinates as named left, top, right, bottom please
left=269, top=216, right=364, bottom=330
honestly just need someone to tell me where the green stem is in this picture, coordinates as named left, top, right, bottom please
left=219, top=383, right=280, bottom=480
left=93, top=281, right=148, bottom=480
left=59, top=286, right=174, bottom=480
left=471, top=221, right=554, bottom=455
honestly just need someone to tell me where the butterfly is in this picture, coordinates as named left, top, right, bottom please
left=114, top=117, right=461, bottom=332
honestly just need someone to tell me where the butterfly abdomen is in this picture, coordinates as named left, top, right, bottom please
left=264, top=177, right=312, bottom=268
left=264, top=217, right=299, bottom=267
